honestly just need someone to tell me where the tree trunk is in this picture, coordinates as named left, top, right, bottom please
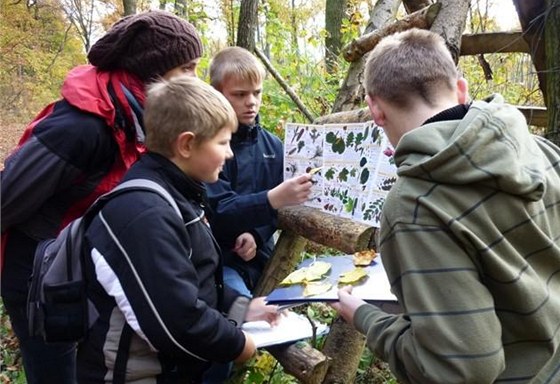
left=342, top=2, right=442, bottom=63
left=512, top=0, right=547, bottom=100
left=429, top=0, right=470, bottom=63
left=122, top=0, right=137, bottom=16
left=325, top=0, right=347, bottom=74
left=544, top=0, right=560, bottom=145
left=174, top=0, right=187, bottom=17
left=331, top=0, right=400, bottom=113
left=402, top=0, right=432, bottom=13
left=236, top=0, right=258, bottom=51
left=322, top=317, right=366, bottom=384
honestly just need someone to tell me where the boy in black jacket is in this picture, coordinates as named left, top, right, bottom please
left=79, top=75, right=280, bottom=383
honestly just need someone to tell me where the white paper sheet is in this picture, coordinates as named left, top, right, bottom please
left=242, top=311, right=329, bottom=348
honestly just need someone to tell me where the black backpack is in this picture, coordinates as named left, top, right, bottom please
left=27, top=178, right=181, bottom=343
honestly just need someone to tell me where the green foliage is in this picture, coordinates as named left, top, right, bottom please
left=0, top=302, right=27, bottom=383
left=0, top=0, right=86, bottom=123
left=459, top=52, right=544, bottom=107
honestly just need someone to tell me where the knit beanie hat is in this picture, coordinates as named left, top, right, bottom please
left=88, top=10, right=203, bottom=82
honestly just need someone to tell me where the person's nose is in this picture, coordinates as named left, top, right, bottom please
left=226, top=144, right=234, bottom=159
left=246, top=94, right=257, bottom=107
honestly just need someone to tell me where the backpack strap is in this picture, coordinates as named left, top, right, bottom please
left=109, top=179, right=182, bottom=218
left=112, top=322, right=133, bottom=384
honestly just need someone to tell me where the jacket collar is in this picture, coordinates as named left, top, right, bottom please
left=147, top=153, right=207, bottom=205
left=232, top=114, right=260, bottom=144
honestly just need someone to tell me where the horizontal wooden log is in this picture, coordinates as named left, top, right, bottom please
left=267, top=342, right=330, bottom=384
left=314, top=105, right=547, bottom=127
left=460, top=32, right=529, bottom=55
left=277, top=206, right=376, bottom=255
left=342, top=2, right=441, bottom=62
left=517, top=106, right=548, bottom=127
left=314, top=107, right=371, bottom=125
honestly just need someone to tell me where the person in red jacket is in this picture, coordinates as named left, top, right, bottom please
left=1, top=10, right=203, bottom=384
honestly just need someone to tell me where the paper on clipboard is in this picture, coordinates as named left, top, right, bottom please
left=265, top=255, right=398, bottom=305
left=241, top=311, right=329, bottom=348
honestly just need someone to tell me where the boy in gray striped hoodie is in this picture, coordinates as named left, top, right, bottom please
left=333, top=28, right=560, bottom=384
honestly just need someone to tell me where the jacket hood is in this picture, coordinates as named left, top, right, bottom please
left=61, top=65, right=145, bottom=128
left=395, top=94, right=546, bottom=201
left=61, top=65, right=116, bottom=125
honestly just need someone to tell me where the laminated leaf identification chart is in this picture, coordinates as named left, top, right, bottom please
left=284, top=121, right=397, bottom=227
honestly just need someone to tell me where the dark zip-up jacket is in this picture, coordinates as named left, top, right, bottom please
left=206, top=117, right=284, bottom=289
left=1, top=65, right=145, bottom=302
left=79, top=153, right=248, bottom=383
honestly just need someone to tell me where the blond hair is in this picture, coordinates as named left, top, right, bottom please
left=364, top=28, right=458, bottom=109
left=209, top=46, right=266, bottom=90
left=144, top=75, right=237, bottom=157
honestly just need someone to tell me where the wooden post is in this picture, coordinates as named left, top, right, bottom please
left=251, top=206, right=378, bottom=383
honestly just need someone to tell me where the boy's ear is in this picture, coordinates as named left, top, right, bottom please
left=366, top=95, right=386, bottom=127
left=456, top=77, right=469, bottom=104
left=174, top=131, right=197, bottom=158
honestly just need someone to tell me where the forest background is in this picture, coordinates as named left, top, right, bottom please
left=0, top=0, right=545, bottom=383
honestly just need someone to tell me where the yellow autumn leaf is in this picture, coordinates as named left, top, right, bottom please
left=306, top=261, right=331, bottom=280
left=338, top=267, right=368, bottom=285
left=280, top=268, right=309, bottom=285
left=303, top=281, right=333, bottom=297
left=279, top=261, right=332, bottom=286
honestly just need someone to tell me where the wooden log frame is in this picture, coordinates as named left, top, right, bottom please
left=253, top=206, right=378, bottom=383
left=342, top=2, right=442, bottom=62
left=460, top=32, right=529, bottom=55
left=314, top=103, right=548, bottom=129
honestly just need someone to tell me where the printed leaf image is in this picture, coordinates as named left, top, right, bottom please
left=303, top=281, right=333, bottom=297
left=359, top=168, right=370, bottom=184
left=346, top=132, right=355, bottom=147
left=378, top=176, right=397, bottom=191
left=344, top=197, right=358, bottom=214
left=284, top=121, right=397, bottom=228
left=332, top=137, right=345, bottom=154
left=363, top=198, right=385, bottom=222
left=338, top=267, right=368, bottom=285
left=310, top=128, right=320, bottom=143
left=324, top=168, right=335, bottom=180
left=371, top=126, right=380, bottom=144
left=338, top=168, right=350, bottom=182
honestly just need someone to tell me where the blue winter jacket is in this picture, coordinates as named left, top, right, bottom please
left=206, top=116, right=284, bottom=289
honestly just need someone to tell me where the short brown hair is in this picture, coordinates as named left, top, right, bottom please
left=364, top=28, right=458, bottom=109
left=209, top=46, right=266, bottom=90
left=144, top=75, right=237, bottom=157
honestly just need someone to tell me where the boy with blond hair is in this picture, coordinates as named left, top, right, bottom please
left=206, top=47, right=312, bottom=297
left=78, top=75, right=280, bottom=383
left=333, top=28, right=560, bottom=383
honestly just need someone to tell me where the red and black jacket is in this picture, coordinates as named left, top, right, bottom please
left=1, top=65, right=146, bottom=302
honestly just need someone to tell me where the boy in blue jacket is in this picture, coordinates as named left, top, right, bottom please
left=79, top=75, right=280, bottom=383
left=206, top=47, right=313, bottom=297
